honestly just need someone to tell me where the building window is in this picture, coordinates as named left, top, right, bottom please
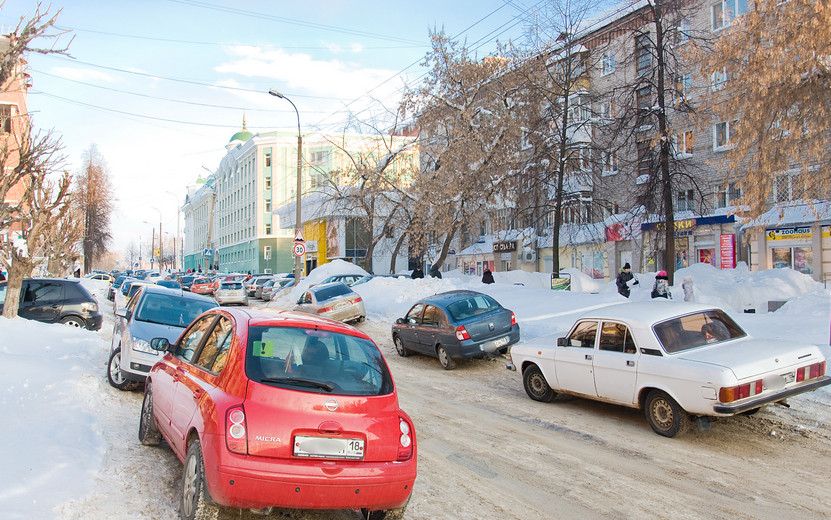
left=0, top=104, right=13, bottom=133
left=637, top=141, right=651, bottom=179
left=265, top=178, right=271, bottom=190
left=677, top=18, right=691, bottom=43
left=265, top=153, right=271, bottom=167
left=717, top=182, right=742, bottom=207
left=674, top=131, right=693, bottom=156
left=263, top=246, right=271, bottom=260
left=675, top=73, right=692, bottom=104
left=713, top=121, right=737, bottom=150
left=599, top=100, right=613, bottom=121
left=310, top=150, right=329, bottom=165
left=637, top=85, right=652, bottom=111
left=602, top=151, right=619, bottom=176
left=712, top=0, right=747, bottom=31
left=711, top=68, right=731, bottom=91
left=635, top=34, right=651, bottom=77
left=676, top=189, right=695, bottom=211
left=773, top=173, right=803, bottom=203
left=265, top=224, right=271, bottom=235
left=264, top=200, right=271, bottom=212
left=601, top=52, right=615, bottom=75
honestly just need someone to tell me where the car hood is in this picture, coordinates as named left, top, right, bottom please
left=129, top=319, right=185, bottom=343
left=675, top=337, right=824, bottom=380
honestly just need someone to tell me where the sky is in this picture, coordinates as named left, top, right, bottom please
left=1, top=262, right=829, bottom=518
left=0, top=0, right=551, bottom=257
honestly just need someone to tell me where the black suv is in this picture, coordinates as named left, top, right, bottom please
left=0, top=278, right=104, bottom=330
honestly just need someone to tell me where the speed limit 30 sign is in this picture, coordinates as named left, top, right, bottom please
left=293, top=242, right=306, bottom=257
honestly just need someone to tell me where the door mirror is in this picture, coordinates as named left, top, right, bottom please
left=149, top=338, right=171, bottom=352
left=395, top=317, right=406, bottom=325
left=557, top=337, right=568, bottom=347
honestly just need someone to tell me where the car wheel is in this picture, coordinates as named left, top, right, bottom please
left=522, top=365, right=556, bottom=402
left=138, top=383, right=162, bottom=446
left=644, top=389, right=689, bottom=438
left=437, top=345, right=456, bottom=370
left=741, top=407, right=762, bottom=416
left=107, top=347, right=136, bottom=391
left=60, top=316, right=85, bottom=328
left=393, top=336, right=411, bottom=357
left=181, top=442, right=220, bottom=520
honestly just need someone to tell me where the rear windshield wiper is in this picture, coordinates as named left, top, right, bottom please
left=260, top=377, right=334, bottom=392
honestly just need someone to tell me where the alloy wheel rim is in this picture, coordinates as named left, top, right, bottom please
left=183, top=455, right=197, bottom=516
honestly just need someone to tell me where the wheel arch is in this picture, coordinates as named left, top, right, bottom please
left=638, top=385, right=683, bottom=411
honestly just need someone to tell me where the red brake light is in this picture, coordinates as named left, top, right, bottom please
left=352, top=296, right=363, bottom=303
left=719, top=379, right=763, bottom=403
left=455, top=326, right=470, bottom=341
left=511, top=311, right=516, bottom=326
left=796, top=361, right=826, bottom=382
left=226, top=406, right=248, bottom=454
left=317, top=306, right=333, bottom=313
left=397, top=417, right=414, bottom=461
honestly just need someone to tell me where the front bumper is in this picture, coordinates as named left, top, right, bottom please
left=713, top=376, right=831, bottom=414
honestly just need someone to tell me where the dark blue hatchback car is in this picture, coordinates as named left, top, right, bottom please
left=391, top=290, right=520, bottom=369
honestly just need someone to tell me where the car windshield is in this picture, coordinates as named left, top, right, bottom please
left=194, top=278, right=211, bottom=285
left=653, top=309, right=747, bottom=353
left=313, top=284, right=352, bottom=302
left=134, top=293, right=217, bottom=327
left=245, top=326, right=393, bottom=396
left=446, top=294, right=501, bottom=321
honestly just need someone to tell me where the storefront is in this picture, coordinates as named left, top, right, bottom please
left=640, top=215, right=738, bottom=272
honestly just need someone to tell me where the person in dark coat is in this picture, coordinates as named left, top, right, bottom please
left=411, top=266, right=424, bottom=279
left=482, top=268, right=495, bottom=284
left=429, top=265, right=442, bottom=278
left=615, top=262, right=638, bottom=298
left=0, top=270, right=5, bottom=281
left=651, top=270, right=672, bottom=299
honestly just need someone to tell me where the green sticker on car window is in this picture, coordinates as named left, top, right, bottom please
left=253, top=341, right=274, bottom=357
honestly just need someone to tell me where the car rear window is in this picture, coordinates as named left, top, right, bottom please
left=446, top=294, right=501, bottom=321
left=245, top=326, right=393, bottom=396
left=220, top=282, right=243, bottom=290
left=313, top=283, right=352, bottom=302
left=134, top=293, right=218, bottom=327
left=653, top=309, right=747, bottom=353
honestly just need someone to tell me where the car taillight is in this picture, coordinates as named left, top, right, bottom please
left=397, top=417, right=413, bottom=461
left=511, top=311, right=516, bottom=326
left=317, top=306, right=332, bottom=313
left=351, top=296, right=363, bottom=303
left=81, top=301, right=98, bottom=313
left=796, top=361, right=826, bottom=382
left=719, top=379, right=763, bottom=403
left=226, top=406, right=248, bottom=454
left=455, top=326, right=470, bottom=341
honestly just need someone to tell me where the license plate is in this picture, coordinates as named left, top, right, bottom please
left=493, top=336, right=509, bottom=348
left=293, top=436, right=365, bottom=460
left=782, top=372, right=795, bottom=384
left=333, top=301, right=349, bottom=310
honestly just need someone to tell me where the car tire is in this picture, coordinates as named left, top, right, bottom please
left=107, top=347, right=136, bottom=391
left=181, top=442, right=220, bottom=520
left=437, top=345, right=456, bottom=370
left=60, top=316, right=85, bottom=328
left=393, top=336, right=411, bottom=357
left=644, top=389, right=689, bottom=438
left=138, top=383, right=162, bottom=446
left=522, top=365, right=556, bottom=402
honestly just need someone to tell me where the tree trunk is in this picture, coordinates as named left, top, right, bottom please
left=2, top=259, right=32, bottom=319
left=389, top=231, right=408, bottom=274
left=432, top=225, right=458, bottom=270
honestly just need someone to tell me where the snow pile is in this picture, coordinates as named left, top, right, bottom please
left=285, top=259, right=369, bottom=300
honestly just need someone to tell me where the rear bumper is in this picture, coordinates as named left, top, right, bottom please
left=451, top=325, right=520, bottom=358
left=713, top=376, right=831, bottom=414
left=204, top=436, right=416, bottom=510
left=85, top=313, right=104, bottom=331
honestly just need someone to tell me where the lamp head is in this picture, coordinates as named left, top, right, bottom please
left=268, top=88, right=284, bottom=99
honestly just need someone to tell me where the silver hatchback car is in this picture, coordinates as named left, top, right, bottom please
left=293, top=282, right=366, bottom=323
left=214, top=280, right=248, bottom=306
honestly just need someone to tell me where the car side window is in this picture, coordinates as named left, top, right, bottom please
left=23, top=281, right=63, bottom=303
left=176, top=314, right=216, bottom=362
left=599, top=322, right=636, bottom=354
left=568, top=321, right=598, bottom=348
left=406, top=303, right=425, bottom=324
left=195, top=316, right=233, bottom=373
left=126, top=289, right=142, bottom=312
left=422, top=305, right=442, bottom=327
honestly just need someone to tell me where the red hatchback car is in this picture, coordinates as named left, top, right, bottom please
left=190, top=277, right=216, bottom=296
left=139, top=308, right=416, bottom=520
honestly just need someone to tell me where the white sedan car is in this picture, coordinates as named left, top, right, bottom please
left=507, top=302, right=830, bottom=437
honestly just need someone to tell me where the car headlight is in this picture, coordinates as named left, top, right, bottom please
left=132, top=338, right=157, bottom=355
left=81, top=301, right=98, bottom=313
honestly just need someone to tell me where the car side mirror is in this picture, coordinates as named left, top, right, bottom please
left=150, top=338, right=171, bottom=351
left=115, top=308, right=132, bottom=320
left=557, top=337, right=567, bottom=346
left=395, top=317, right=406, bottom=325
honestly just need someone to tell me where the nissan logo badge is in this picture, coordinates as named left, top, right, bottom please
left=325, top=398, right=339, bottom=411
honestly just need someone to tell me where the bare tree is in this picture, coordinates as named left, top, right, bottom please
left=0, top=2, right=71, bottom=88
left=75, top=144, right=114, bottom=272
left=697, top=0, right=831, bottom=216
left=401, top=30, right=525, bottom=270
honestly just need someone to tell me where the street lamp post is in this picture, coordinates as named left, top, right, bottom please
left=268, top=88, right=303, bottom=286
left=165, top=191, right=181, bottom=271
left=151, top=207, right=163, bottom=271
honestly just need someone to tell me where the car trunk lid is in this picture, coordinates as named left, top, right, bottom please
left=677, top=337, right=821, bottom=380
left=461, top=309, right=514, bottom=341
left=241, top=381, right=403, bottom=463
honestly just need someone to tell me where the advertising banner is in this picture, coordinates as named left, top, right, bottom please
left=720, top=234, right=735, bottom=269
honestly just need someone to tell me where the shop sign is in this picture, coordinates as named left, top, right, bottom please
left=766, top=227, right=812, bottom=241
left=720, top=234, right=735, bottom=269
left=551, top=272, right=571, bottom=291
left=642, top=218, right=697, bottom=237
left=493, top=241, right=517, bottom=253
left=305, top=241, right=318, bottom=253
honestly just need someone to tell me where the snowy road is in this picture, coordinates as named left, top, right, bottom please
left=60, top=286, right=831, bottom=519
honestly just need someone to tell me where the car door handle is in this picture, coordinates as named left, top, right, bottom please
left=585, top=354, right=593, bottom=360
left=627, top=360, right=635, bottom=367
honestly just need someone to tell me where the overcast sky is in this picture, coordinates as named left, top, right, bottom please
left=0, top=0, right=558, bottom=255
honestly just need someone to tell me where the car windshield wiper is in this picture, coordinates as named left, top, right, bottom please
left=260, top=377, right=334, bottom=392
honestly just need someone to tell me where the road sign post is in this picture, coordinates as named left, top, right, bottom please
left=293, top=242, right=306, bottom=257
